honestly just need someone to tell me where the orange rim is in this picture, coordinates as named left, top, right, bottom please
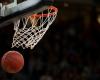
left=30, top=6, right=58, bottom=18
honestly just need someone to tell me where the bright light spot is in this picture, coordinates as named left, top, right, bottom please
left=64, top=3, right=69, bottom=7
left=97, top=15, right=100, bottom=24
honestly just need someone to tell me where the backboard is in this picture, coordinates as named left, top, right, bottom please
left=0, top=0, right=55, bottom=27
left=0, top=0, right=94, bottom=27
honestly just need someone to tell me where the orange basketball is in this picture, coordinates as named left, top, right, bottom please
left=1, top=51, right=24, bottom=73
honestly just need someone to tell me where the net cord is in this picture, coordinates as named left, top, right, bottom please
left=12, top=6, right=57, bottom=49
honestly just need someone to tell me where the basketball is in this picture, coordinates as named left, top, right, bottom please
left=1, top=51, right=24, bottom=73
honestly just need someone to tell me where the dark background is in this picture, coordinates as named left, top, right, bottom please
left=0, top=0, right=100, bottom=80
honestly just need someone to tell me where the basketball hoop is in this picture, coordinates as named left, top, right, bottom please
left=12, top=6, right=58, bottom=49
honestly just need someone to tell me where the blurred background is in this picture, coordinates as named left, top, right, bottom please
left=0, top=0, right=100, bottom=80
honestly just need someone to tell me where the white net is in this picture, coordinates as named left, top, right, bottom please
left=12, top=6, right=58, bottom=49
